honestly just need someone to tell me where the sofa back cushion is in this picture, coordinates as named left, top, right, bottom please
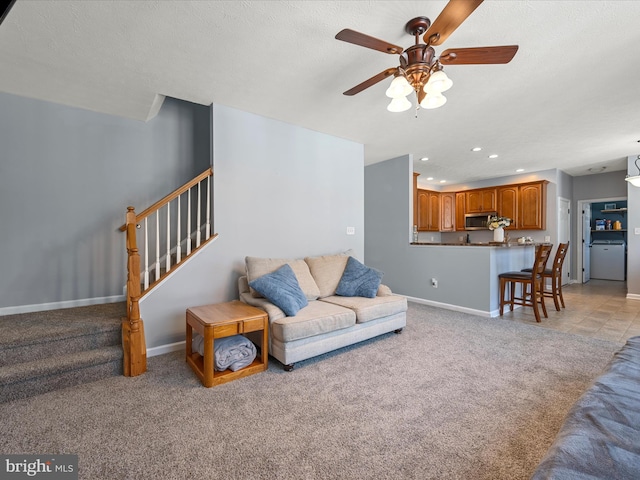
left=304, top=252, right=351, bottom=298
left=245, top=256, right=320, bottom=300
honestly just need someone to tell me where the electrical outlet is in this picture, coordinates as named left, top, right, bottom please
left=635, top=227, right=640, bottom=235
left=431, top=278, right=438, bottom=288
left=544, top=235, right=551, bottom=242
left=346, top=227, right=355, bottom=235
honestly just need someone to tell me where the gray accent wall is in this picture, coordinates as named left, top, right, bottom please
left=139, top=104, right=365, bottom=349
left=0, top=93, right=210, bottom=311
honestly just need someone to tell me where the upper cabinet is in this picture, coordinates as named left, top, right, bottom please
left=417, top=189, right=441, bottom=232
left=519, top=181, right=547, bottom=230
left=465, top=188, right=496, bottom=213
left=412, top=174, right=548, bottom=233
left=497, top=185, right=519, bottom=229
left=455, top=192, right=466, bottom=231
left=440, top=193, right=455, bottom=232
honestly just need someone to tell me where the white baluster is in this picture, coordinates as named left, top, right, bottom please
left=206, top=174, right=211, bottom=240
left=155, top=211, right=160, bottom=280
left=196, top=182, right=202, bottom=247
left=176, top=195, right=181, bottom=263
left=166, top=202, right=171, bottom=272
left=143, top=218, right=149, bottom=290
left=187, top=188, right=192, bottom=255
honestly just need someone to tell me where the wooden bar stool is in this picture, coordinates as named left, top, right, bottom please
left=521, top=242, right=569, bottom=311
left=499, top=244, right=553, bottom=322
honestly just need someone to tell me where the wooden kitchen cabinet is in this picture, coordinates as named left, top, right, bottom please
left=440, top=193, right=455, bottom=232
left=519, top=181, right=548, bottom=230
left=413, top=172, right=420, bottom=229
left=455, top=192, right=466, bottom=231
left=497, top=185, right=519, bottom=229
left=465, top=188, right=497, bottom=213
left=417, top=189, right=440, bottom=231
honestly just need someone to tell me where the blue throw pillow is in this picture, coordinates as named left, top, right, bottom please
left=248, top=264, right=308, bottom=316
left=335, top=256, right=383, bottom=298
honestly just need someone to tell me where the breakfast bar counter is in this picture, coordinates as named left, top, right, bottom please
left=396, top=243, right=539, bottom=316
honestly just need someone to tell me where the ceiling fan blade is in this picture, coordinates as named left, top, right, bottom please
left=336, top=29, right=404, bottom=55
left=343, top=68, right=398, bottom=96
left=439, top=45, right=519, bottom=64
left=423, top=0, right=484, bottom=46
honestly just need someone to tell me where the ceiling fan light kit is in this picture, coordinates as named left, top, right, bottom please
left=335, top=0, right=518, bottom=116
left=387, top=96, right=412, bottom=113
left=625, top=156, right=640, bottom=187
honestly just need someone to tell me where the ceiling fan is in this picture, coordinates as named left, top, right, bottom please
left=335, top=0, right=518, bottom=112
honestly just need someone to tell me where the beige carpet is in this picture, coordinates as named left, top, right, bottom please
left=0, top=302, right=622, bottom=479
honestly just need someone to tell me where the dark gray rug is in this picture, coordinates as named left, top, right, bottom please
left=0, top=302, right=621, bottom=479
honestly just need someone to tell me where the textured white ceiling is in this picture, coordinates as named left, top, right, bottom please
left=1, top=0, right=639, bottom=187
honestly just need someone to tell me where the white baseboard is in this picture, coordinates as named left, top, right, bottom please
left=147, top=341, right=185, bottom=357
left=0, top=295, right=126, bottom=316
left=404, top=295, right=494, bottom=318
left=627, top=293, right=640, bottom=301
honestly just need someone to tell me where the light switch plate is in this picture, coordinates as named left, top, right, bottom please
left=635, top=227, right=640, bottom=235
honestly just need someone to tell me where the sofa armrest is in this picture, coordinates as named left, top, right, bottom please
left=239, top=292, right=285, bottom=322
left=377, top=284, right=393, bottom=297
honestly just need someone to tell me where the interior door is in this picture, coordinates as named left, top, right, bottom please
left=558, top=198, right=571, bottom=285
left=582, top=203, right=591, bottom=283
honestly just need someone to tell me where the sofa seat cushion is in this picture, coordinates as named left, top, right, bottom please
left=270, top=301, right=356, bottom=343
left=246, top=256, right=320, bottom=301
left=319, top=294, right=407, bottom=324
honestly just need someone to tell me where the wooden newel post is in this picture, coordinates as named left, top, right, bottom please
left=123, top=207, right=147, bottom=376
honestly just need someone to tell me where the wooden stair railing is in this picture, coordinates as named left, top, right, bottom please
left=120, top=167, right=216, bottom=376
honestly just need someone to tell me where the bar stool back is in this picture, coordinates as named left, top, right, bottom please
left=521, top=242, right=569, bottom=311
left=499, top=244, right=553, bottom=323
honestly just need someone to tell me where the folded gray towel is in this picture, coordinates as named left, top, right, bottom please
left=192, top=334, right=257, bottom=372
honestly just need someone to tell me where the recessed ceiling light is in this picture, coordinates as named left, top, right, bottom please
left=426, top=177, right=434, bottom=181
left=420, top=157, right=429, bottom=161
left=516, top=168, right=525, bottom=172
left=471, top=147, right=482, bottom=152
left=439, top=180, right=446, bottom=183
left=488, top=154, right=498, bottom=159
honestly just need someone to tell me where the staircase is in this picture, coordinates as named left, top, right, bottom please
left=0, top=302, right=124, bottom=403
left=0, top=167, right=217, bottom=401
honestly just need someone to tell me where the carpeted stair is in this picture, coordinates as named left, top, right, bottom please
left=0, top=303, right=125, bottom=403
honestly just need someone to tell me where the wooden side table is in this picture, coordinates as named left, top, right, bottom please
left=186, top=300, right=268, bottom=387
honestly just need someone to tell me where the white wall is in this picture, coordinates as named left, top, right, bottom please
left=140, top=105, right=365, bottom=350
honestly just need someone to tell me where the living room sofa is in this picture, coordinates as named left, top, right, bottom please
left=532, top=335, right=640, bottom=479
left=238, top=251, right=407, bottom=371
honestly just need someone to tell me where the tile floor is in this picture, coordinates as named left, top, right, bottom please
left=500, top=279, right=640, bottom=344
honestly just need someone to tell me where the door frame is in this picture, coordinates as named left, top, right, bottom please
left=557, top=197, right=571, bottom=285
left=576, top=196, right=627, bottom=284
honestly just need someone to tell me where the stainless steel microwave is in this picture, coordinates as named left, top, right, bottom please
left=464, top=212, right=496, bottom=230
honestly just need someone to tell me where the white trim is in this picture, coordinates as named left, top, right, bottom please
left=626, top=293, right=640, bottom=301
left=147, top=341, right=185, bottom=357
left=405, top=295, right=494, bottom=318
left=0, top=295, right=125, bottom=316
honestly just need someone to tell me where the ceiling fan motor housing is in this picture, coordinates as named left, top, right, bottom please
left=400, top=45, right=436, bottom=89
